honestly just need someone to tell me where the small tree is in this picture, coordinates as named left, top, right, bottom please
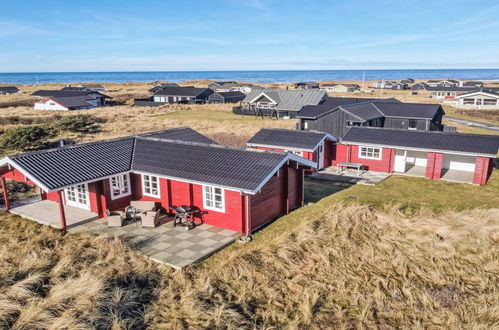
left=0, top=125, right=50, bottom=151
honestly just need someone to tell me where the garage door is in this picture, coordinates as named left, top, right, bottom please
left=443, top=155, right=476, bottom=172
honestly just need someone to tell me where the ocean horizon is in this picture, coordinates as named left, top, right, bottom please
left=1, top=69, right=499, bottom=85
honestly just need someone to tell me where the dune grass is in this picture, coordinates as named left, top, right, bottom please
left=327, top=169, right=499, bottom=211
left=1, top=199, right=498, bottom=328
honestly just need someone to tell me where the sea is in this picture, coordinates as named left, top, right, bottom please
left=1, top=69, right=499, bottom=85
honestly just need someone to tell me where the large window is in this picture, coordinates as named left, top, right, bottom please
left=110, top=174, right=131, bottom=200
left=463, top=98, right=475, bottom=105
left=484, top=99, right=498, bottom=105
left=142, top=174, right=160, bottom=197
left=359, top=146, right=382, bottom=160
left=408, top=119, right=418, bottom=130
left=346, top=121, right=363, bottom=127
left=203, top=185, right=225, bottom=212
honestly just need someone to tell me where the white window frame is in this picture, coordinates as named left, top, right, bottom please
left=203, top=185, right=225, bottom=213
left=358, top=146, right=382, bottom=160
left=142, top=174, right=160, bottom=198
left=109, top=173, right=131, bottom=200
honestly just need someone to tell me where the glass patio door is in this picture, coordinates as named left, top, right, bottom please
left=65, top=184, right=90, bottom=210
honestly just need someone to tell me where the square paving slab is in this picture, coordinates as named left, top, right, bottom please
left=70, top=218, right=238, bottom=269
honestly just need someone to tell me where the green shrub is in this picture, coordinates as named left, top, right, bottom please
left=0, top=125, right=50, bottom=151
left=54, top=114, right=103, bottom=133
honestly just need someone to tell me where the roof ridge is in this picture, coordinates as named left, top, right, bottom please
left=136, top=136, right=288, bottom=155
left=10, top=135, right=135, bottom=159
left=348, top=126, right=499, bottom=139
left=260, top=127, right=327, bottom=135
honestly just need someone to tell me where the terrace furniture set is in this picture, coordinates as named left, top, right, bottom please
left=107, top=201, right=201, bottom=230
left=336, top=162, right=366, bottom=176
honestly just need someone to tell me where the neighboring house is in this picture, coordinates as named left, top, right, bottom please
left=335, top=127, right=498, bottom=185
left=0, top=127, right=315, bottom=232
left=151, top=87, right=214, bottom=104
left=319, top=83, right=360, bottom=93
left=460, top=81, right=483, bottom=88
left=78, top=84, right=106, bottom=92
left=32, top=89, right=110, bottom=106
left=454, top=89, right=499, bottom=109
left=208, top=82, right=254, bottom=94
left=372, top=81, right=408, bottom=90
left=0, top=86, right=20, bottom=95
left=247, top=128, right=338, bottom=170
left=425, top=86, right=480, bottom=99
left=295, top=82, right=319, bottom=90
left=400, top=78, right=415, bottom=84
left=426, top=79, right=460, bottom=87
left=34, top=96, right=96, bottom=111
left=208, top=91, right=246, bottom=104
left=238, top=89, right=327, bottom=118
left=149, top=83, right=181, bottom=93
left=297, top=97, right=444, bottom=139
left=411, top=82, right=429, bottom=91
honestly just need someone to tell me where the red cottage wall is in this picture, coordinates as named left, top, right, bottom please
left=473, top=157, right=491, bottom=185
left=324, top=140, right=336, bottom=167
left=425, top=152, right=436, bottom=179
left=1, top=168, right=36, bottom=185
left=333, top=144, right=395, bottom=173
left=433, top=153, right=444, bottom=179
left=254, top=146, right=285, bottom=152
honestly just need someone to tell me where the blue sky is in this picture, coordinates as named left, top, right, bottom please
left=1, top=0, right=499, bottom=72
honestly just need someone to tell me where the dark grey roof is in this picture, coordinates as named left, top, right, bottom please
left=132, top=138, right=287, bottom=191
left=456, top=88, right=499, bottom=97
left=149, top=83, right=180, bottom=93
left=341, top=102, right=384, bottom=121
left=215, top=91, right=246, bottom=98
left=11, top=137, right=135, bottom=190
left=425, top=86, right=477, bottom=92
left=32, top=89, right=111, bottom=98
left=0, top=86, right=19, bottom=93
left=342, top=127, right=499, bottom=156
left=49, top=96, right=95, bottom=108
left=153, top=87, right=212, bottom=97
left=5, top=128, right=312, bottom=192
left=297, top=97, right=385, bottom=119
left=247, top=128, right=334, bottom=150
left=374, top=102, right=442, bottom=119
left=138, top=127, right=217, bottom=145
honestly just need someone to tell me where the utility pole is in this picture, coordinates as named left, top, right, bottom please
left=361, top=71, right=365, bottom=91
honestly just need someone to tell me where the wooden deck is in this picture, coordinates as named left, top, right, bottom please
left=9, top=200, right=99, bottom=229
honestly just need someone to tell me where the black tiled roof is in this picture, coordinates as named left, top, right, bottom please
left=342, top=127, right=499, bottom=156
left=247, top=128, right=335, bottom=150
left=153, top=87, right=212, bottom=97
left=11, top=137, right=135, bottom=190
left=216, top=91, right=246, bottom=98
left=32, top=89, right=110, bottom=98
left=6, top=128, right=308, bottom=192
left=138, top=127, right=217, bottom=144
left=374, top=102, right=442, bottom=119
left=341, top=102, right=384, bottom=121
left=0, top=86, right=19, bottom=93
left=50, top=96, right=95, bottom=108
left=298, top=97, right=392, bottom=119
left=132, top=138, right=287, bottom=191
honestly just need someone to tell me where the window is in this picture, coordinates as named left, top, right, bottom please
left=359, top=146, right=382, bottom=160
left=304, top=122, right=309, bottom=129
left=463, top=98, right=475, bottom=105
left=203, top=185, right=225, bottom=212
left=408, top=119, right=418, bottom=130
left=484, top=99, right=497, bottom=105
left=346, top=121, right=363, bottom=127
left=110, top=174, right=131, bottom=200
left=142, top=174, right=160, bottom=197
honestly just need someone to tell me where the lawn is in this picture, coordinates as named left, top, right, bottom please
left=443, top=105, right=499, bottom=126
left=327, top=169, right=499, bottom=211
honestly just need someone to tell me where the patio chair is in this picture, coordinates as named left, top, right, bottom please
left=106, top=209, right=124, bottom=227
left=141, top=208, right=167, bottom=228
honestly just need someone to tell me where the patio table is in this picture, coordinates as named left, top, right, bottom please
left=337, top=162, right=365, bottom=176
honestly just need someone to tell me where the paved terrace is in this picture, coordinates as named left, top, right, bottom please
left=70, top=218, right=238, bottom=269
left=310, top=167, right=391, bottom=185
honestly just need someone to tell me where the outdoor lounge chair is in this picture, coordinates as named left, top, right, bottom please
left=106, top=209, right=125, bottom=227
left=141, top=208, right=167, bottom=227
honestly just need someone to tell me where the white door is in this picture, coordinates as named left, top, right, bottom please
left=443, top=155, right=476, bottom=172
left=65, top=184, right=90, bottom=210
left=317, top=143, right=325, bottom=169
left=394, top=150, right=406, bottom=172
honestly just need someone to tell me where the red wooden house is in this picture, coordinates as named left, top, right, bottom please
left=0, top=128, right=315, bottom=232
left=335, top=127, right=498, bottom=185
left=246, top=128, right=338, bottom=170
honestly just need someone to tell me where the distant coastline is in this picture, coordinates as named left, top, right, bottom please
left=1, top=69, right=499, bottom=85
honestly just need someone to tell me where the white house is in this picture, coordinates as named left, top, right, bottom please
left=319, top=84, right=360, bottom=93
left=454, top=89, right=499, bottom=109
left=34, top=96, right=95, bottom=111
